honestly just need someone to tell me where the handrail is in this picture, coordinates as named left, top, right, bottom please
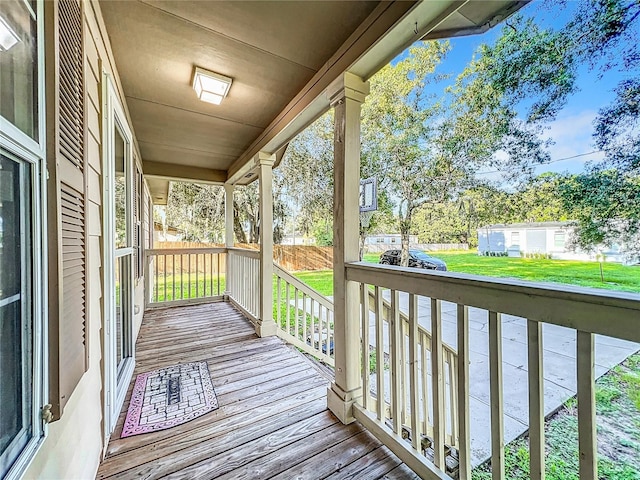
left=227, top=247, right=261, bottom=260
left=274, top=264, right=333, bottom=310
left=347, top=262, right=640, bottom=342
left=146, top=247, right=227, bottom=256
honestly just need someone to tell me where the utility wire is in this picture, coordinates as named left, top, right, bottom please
left=476, top=150, right=604, bottom=176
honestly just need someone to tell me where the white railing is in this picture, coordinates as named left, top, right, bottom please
left=346, top=261, right=640, bottom=480
left=363, top=287, right=459, bottom=450
left=274, top=264, right=335, bottom=366
left=145, top=248, right=226, bottom=307
left=227, top=248, right=260, bottom=320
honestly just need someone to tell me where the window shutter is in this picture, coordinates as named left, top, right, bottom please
left=46, top=0, right=87, bottom=420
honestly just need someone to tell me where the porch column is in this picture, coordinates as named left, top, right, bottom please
left=326, top=72, right=370, bottom=424
left=224, top=183, right=234, bottom=248
left=224, top=183, right=234, bottom=297
left=257, top=153, right=277, bottom=337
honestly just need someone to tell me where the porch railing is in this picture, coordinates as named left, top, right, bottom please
left=346, top=261, right=640, bottom=480
left=363, top=287, right=459, bottom=450
left=145, top=248, right=226, bottom=307
left=226, top=247, right=260, bottom=320
left=274, top=264, right=335, bottom=365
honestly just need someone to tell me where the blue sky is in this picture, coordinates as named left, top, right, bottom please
left=421, top=0, right=627, bottom=178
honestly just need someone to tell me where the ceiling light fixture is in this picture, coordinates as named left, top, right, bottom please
left=192, top=67, right=232, bottom=105
left=0, top=16, right=20, bottom=52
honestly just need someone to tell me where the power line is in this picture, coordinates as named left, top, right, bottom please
left=477, top=149, right=604, bottom=176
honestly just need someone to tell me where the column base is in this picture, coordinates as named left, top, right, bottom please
left=327, top=383, right=362, bottom=424
left=255, top=319, right=277, bottom=337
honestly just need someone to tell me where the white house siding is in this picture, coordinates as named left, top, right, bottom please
left=23, top=2, right=148, bottom=478
left=478, top=222, right=627, bottom=262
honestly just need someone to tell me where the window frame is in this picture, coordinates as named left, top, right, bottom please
left=0, top=0, right=47, bottom=478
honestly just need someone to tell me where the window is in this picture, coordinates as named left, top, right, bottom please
left=0, top=1, right=45, bottom=478
left=0, top=154, right=33, bottom=477
left=554, top=231, right=566, bottom=248
left=0, top=0, right=39, bottom=140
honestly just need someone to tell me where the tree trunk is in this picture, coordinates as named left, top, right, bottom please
left=233, top=201, right=247, bottom=244
left=399, top=214, right=411, bottom=267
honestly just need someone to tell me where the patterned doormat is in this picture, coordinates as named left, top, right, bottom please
left=121, top=361, right=218, bottom=438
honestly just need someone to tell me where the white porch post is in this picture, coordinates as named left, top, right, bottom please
left=257, top=153, right=277, bottom=337
left=224, top=183, right=234, bottom=248
left=326, top=72, right=369, bottom=424
left=224, top=183, right=234, bottom=297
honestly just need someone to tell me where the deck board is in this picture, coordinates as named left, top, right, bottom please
left=97, top=301, right=410, bottom=479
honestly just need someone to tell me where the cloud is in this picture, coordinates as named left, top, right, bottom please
left=534, top=110, right=606, bottom=174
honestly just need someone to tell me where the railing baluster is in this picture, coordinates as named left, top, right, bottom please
left=173, top=254, right=178, bottom=300
left=285, top=282, right=291, bottom=334
left=154, top=253, right=158, bottom=302
left=196, top=254, right=200, bottom=298
left=361, top=283, right=371, bottom=410
left=390, top=290, right=402, bottom=435
left=277, top=275, right=282, bottom=328
left=489, top=311, right=505, bottom=480
left=180, top=254, right=184, bottom=300
left=408, top=293, right=421, bottom=451
left=375, top=286, right=385, bottom=422
left=577, top=330, right=597, bottom=480
left=458, top=307, right=473, bottom=479
left=302, top=292, right=307, bottom=342
left=420, top=330, right=428, bottom=438
left=310, top=297, right=315, bottom=349
left=188, top=253, right=192, bottom=299
left=401, top=313, right=408, bottom=430
left=449, top=352, right=458, bottom=448
left=431, top=298, right=445, bottom=467
left=163, top=254, right=167, bottom=302
left=294, top=288, right=299, bottom=340
left=528, top=319, right=545, bottom=480
left=217, top=253, right=220, bottom=295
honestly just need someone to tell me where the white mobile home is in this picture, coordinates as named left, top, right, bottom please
left=477, top=221, right=627, bottom=262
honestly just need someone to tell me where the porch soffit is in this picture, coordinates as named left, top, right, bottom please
left=98, top=0, right=380, bottom=173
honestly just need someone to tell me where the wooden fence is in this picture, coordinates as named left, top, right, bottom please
left=154, top=242, right=333, bottom=271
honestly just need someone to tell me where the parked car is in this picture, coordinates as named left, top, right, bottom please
left=379, top=249, right=447, bottom=271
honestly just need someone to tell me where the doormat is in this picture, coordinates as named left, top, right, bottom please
left=121, top=361, right=218, bottom=438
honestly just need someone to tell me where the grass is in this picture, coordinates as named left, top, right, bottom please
left=295, top=252, right=640, bottom=294
left=153, top=275, right=226, bottom=302
left=472, top=353, right=640, bottom=480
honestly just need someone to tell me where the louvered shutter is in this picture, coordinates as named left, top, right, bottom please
left=46, top=0, right=87, bottom=420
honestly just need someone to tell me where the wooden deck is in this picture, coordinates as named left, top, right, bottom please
left=96, top=301, right=416, bottom=480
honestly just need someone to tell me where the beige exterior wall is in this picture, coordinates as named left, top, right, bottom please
left=23, top=1, right=147, bottom=477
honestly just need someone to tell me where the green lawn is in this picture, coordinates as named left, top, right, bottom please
left=153, top=275, right=226, bottom=302
left=473, top=353, right=640, bottom=480
left=294, top=252, right=640, bottom=294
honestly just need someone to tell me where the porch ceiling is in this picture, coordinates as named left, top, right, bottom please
left=99, top=0, right=528, bottom=204
left=99, top=0, right=380, bottom=173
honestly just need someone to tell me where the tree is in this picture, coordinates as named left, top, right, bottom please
left=560, top=168, right=640, bottom=258
left=361, top=42, right=454, bottom=265
left=475, top=0, right=640, bottom=253
left=164, top=183, right=225, bottom=243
